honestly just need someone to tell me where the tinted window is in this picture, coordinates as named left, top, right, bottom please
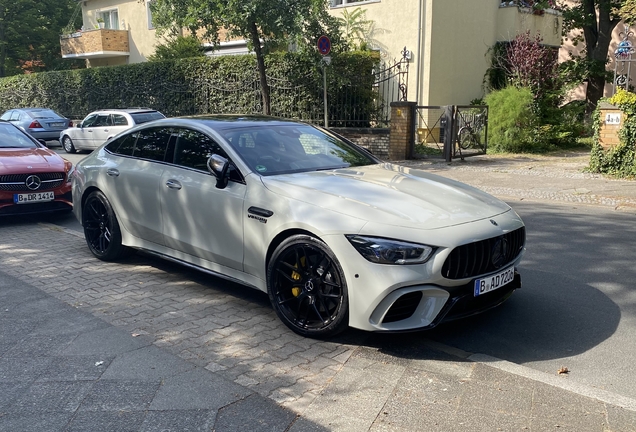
left=93, top=115, right=111, bottom=127
left=105, top=132, right=138, bottom=156
left=82, top=114, right=98, bottom=127
left=112, top=114, right=128, bottom=126
left=132, top=127, right=173, bottom=162
left=172, top=128, right=241, bottom=181
left=131, top=111, right=165, bottom=124
left=0, top=123, right=37, bottom=148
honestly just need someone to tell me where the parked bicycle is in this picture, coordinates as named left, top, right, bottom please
left=456, top=113, right=486, bottom=152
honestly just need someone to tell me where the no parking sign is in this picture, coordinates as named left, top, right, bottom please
left=317, top=35, right=331, bottom=56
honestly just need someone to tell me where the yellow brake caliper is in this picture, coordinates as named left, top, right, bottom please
left=291, top=257, right=306, bottom=297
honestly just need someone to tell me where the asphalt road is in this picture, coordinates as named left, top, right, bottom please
left=52, top=147, right=636, bottom=403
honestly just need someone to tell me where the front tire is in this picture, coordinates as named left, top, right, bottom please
left=82, top=191, right=131, bottom=261
left=267, top=235, right=349, bottom=338
left=62, top=135, right=76, bottom=154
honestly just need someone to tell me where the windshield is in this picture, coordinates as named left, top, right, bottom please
left=220, top=124, right=377, bottom=176
left=131, top=111, right=166, bottom=124
left=0, top=123, right=37, bottom=148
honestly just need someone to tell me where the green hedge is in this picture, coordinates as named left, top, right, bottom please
left=589, top=89, right=636, bottom=178
left=0, top=51, right=380, bottom=126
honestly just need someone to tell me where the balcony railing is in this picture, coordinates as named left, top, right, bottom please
left=60, top=29, right=129, bottom=59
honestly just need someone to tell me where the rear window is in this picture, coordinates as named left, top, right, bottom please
left=27, top=109, right=63, bottom=119
left=131, top=111, right=165, bottom=125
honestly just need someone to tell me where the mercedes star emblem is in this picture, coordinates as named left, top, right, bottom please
left=25, top=175, right=42, bottom=191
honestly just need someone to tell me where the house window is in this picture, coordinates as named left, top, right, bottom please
left=331, top=0, right=367, bottom=6
left=147, top=0, right=156, bottom=30
left=99, top=9, right=119, bottom=30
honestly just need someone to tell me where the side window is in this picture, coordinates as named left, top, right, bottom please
left=10, top=111, right=21, bottom=121
left=105, top=132, right=137, bottom=156
left=132, top=127, right=172, bottom=162
left=173, top=128, right=241, bottom=181
left=82, top=115, right=97, bottom=127
left=1, top=111, right=12, bottom=121
left=112, top=114, right=128, bottom=126
left=93, top=115, right=110, bottom=127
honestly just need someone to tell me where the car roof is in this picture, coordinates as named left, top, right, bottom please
left=173, top=114, right=307, bottom=131
left=91, top=108, right=160, bottom=114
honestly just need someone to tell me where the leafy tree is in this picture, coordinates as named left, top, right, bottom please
left=150, top=0, right=340, bottom=115
left=560, top=0, right=624, bottom=117
left=336, top=7, right=370, bottom=50
left=0, top=0, right=83, bottom=77
left=148, top=35, right=205, bottom=61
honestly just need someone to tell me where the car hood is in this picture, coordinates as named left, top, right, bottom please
left=261, top=163, right=511, bottom=230
left=0, top=147, right=67, bottom=173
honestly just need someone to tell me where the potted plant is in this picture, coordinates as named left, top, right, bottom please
left=96, top=17, right=105, bottom=29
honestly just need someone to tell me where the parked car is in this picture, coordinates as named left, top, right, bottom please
left=0, top=120, right=73, bottom=216
left=0, top=108, right=73, bottom=142
left=72, top=115, right=525, bottom=338
left=60, top=108, right=165, bottom=153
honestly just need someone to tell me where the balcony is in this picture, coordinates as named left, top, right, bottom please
left=60, top=29, right=130, bottom=59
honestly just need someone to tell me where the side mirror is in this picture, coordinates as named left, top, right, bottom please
left=208, top=154, right=230, bottom=189
left=37, top=139, right=47, bottom=146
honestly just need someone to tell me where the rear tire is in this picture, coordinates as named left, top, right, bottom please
left=82, top=190, right=132, bottom=261
left=267, top=235, right=349, bottom=338
left=62, top=135, right=76, bottom=154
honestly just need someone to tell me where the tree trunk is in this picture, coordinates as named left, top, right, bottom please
left=249, top=21, right=270, bottom=116
left=583, top=0, right=620, bottom=116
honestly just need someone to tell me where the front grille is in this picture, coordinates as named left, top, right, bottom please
left=442, top=227, right=525, bottom=280
left=382, top=291, right=423, bottom=323
left=0, top=172, right=65, bottom=191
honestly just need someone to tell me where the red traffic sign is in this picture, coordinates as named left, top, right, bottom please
left=317, top=35, right=331, bottom=56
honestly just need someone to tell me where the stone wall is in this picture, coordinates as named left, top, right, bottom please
left=60, top=29, right=129, bottom=57
left=330, top=128, right=390, bottom=160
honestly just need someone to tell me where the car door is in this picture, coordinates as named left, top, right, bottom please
left=89, top=114, right=112, bottom=148
left=74, top=114, right=98, bottom=149
left=161, top=127, right=247, bottom=271
left=103, top=127, right=174, bottom=246
left=107, top=113, right=130, bottom=140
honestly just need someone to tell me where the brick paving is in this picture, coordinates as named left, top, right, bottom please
left=0, top=220, right=356, bottom=412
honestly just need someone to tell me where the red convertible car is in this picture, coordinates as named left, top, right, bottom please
left=0, top=120, right=73, bottom=216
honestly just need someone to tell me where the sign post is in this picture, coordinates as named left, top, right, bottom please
left=318, top=35, right=331, bottom=128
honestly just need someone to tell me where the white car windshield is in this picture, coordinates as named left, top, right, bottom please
left=220, top=124, right=377, bottom=176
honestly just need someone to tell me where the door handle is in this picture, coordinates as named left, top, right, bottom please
left=166, top=179, right=182, bottom=190
left=106, top=169, right=119, bottom=177
left=103, top=128, right=109, bottom=132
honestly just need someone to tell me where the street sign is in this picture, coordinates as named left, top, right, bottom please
left=317, top=35, right=331, bottom=56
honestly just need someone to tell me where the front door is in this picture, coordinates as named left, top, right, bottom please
left=161, top=127, right=246, bottom=271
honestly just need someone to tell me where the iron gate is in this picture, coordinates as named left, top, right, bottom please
left=411, top=105, right=488, bottom=161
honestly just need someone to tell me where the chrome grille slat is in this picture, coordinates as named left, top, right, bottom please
left=441, top=227, right=526, bottom=280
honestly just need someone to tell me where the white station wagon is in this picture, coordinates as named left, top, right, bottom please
left=72, top=116, right=526, bottom=338
left=60, top=108, right=165, bottom=153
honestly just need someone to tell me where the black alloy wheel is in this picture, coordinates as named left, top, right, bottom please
left=82, top=190, right=131, bottom=261
left=267, top=235, right=348, bottom=338
left=62, top=135, right=76, bottom=154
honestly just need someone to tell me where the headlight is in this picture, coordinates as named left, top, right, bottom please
left=346, top=235, right=436, bottom=265
left=66, top=164, right=75, bottom=184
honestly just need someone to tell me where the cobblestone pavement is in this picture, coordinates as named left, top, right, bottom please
left=0, top=219, right=359, bottom=414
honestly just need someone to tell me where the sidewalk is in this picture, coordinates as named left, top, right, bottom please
left=402, top=149, right=636, bottom=211
left=1, top=150, right=636, bottom=431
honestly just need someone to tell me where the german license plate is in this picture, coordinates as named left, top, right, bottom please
left=13, top=191, right=54, bottom=204
left=50, top=122, right=64, bottom=127
left=474, top=265, right=515, bottom=297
